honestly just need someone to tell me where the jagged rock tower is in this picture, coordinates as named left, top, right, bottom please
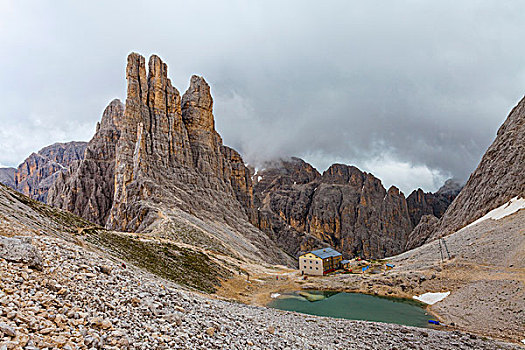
left=49, top=53, right=289, bottom=265
left=253, top=159, right=415, bottom=259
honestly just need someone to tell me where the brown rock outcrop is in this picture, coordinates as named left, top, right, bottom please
left=48, top=99, right=124, bottom=225
left=426, top=96, right=525, bottom=241
left=14, top=142, right=87, bottom=202
left=406, top=179, right=462, bottom=228
left=254, top=158, right=325, bottom=256
left=254, top=160, right=414, bottom=258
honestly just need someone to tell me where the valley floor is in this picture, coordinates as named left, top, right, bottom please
left=220, top=210, right=525, bottom=345
left=1, top=233, right=520, bottom=350
left=0, top=181, right=522, bottom=349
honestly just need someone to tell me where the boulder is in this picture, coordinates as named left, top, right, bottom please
left=0, top=236, right=42, bottom=270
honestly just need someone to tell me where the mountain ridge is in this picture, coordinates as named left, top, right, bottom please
left=0, top=53, right=469, bottom=261
left=420, top=95, right=525, bottom=244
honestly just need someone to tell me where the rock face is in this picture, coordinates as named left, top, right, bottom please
left=14, top=142, right=87, bottom=202
left=425, top=96, right=525, bottom=242
left=48, top=100, right=124, bottom=226
left=406, top=179, right=462, bottom=227
left=405, top=214, right=439, bottom=250
left=0, top=167, right=16, bottom=188
left=254, top=159, right=414, bottom=259
left=253, top=158, right=325, bottom=256
left=49, top=53, right=291, bottom=266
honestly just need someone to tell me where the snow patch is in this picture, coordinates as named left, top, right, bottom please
left=270, top=293, right=281, bottom=299
left=465, top=197, right=525, bottom=229
left=413, top=291, right=450, bottom=305
left=257, top=176, right=263, bottom=182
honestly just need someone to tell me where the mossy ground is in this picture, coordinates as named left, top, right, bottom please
left=5, top=184, right=94, bottom=232
left=86, top=230, right=231, bottom=293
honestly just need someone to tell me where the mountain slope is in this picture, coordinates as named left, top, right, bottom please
left=392, top=206, right=525, bottom=342
left=0, top=182, right=518, bottom=349
left=426, top=96, right=525, bottom=241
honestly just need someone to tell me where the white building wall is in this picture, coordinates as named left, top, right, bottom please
left=299, top=257, right=324, bottom=276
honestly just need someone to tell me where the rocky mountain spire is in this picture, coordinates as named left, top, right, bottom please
left=48, top=52, right=290, bottom=265
left=182, top=75, right=227, bottom=177
left=108, top=53, right=194, bottom=230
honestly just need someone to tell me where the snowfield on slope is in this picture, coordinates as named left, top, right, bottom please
left=413, top=291, right=450, bottom=305
left=465, top=196, right=525, bottom=229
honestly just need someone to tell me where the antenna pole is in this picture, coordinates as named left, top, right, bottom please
left=442, top=238, right=451, bottom=260
left=438, top=239, right=444, bottom=263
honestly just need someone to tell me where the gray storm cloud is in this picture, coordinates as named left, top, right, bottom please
left=1, top=0, right=525, bottom=194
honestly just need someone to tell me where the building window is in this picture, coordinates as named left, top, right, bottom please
left=310, top=266, right=312, bottom=269
left=316, top=267, right=318, bottom=270
left=316, top=261, right=318, bottom=264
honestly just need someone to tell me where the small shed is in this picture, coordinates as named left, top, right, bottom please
left=340, top=259, right=351, bottom=269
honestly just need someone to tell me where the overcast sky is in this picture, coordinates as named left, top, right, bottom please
left=1, top=1, right=524, bottom=194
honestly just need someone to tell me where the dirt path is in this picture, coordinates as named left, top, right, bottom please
left=214, top=267, right=302, bottom=306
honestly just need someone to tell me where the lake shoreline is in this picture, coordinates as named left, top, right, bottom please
left=267, top=290, right=433, bottom=328
left=214, top=269, right=443, bottom=326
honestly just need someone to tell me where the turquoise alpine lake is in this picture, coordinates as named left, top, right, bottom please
left=267, top=291, right=430, bottom=328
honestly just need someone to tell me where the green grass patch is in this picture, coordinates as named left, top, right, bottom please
left=85, top=230, right=231, bottom=293
left=3, top=184, right=94, bottom=231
